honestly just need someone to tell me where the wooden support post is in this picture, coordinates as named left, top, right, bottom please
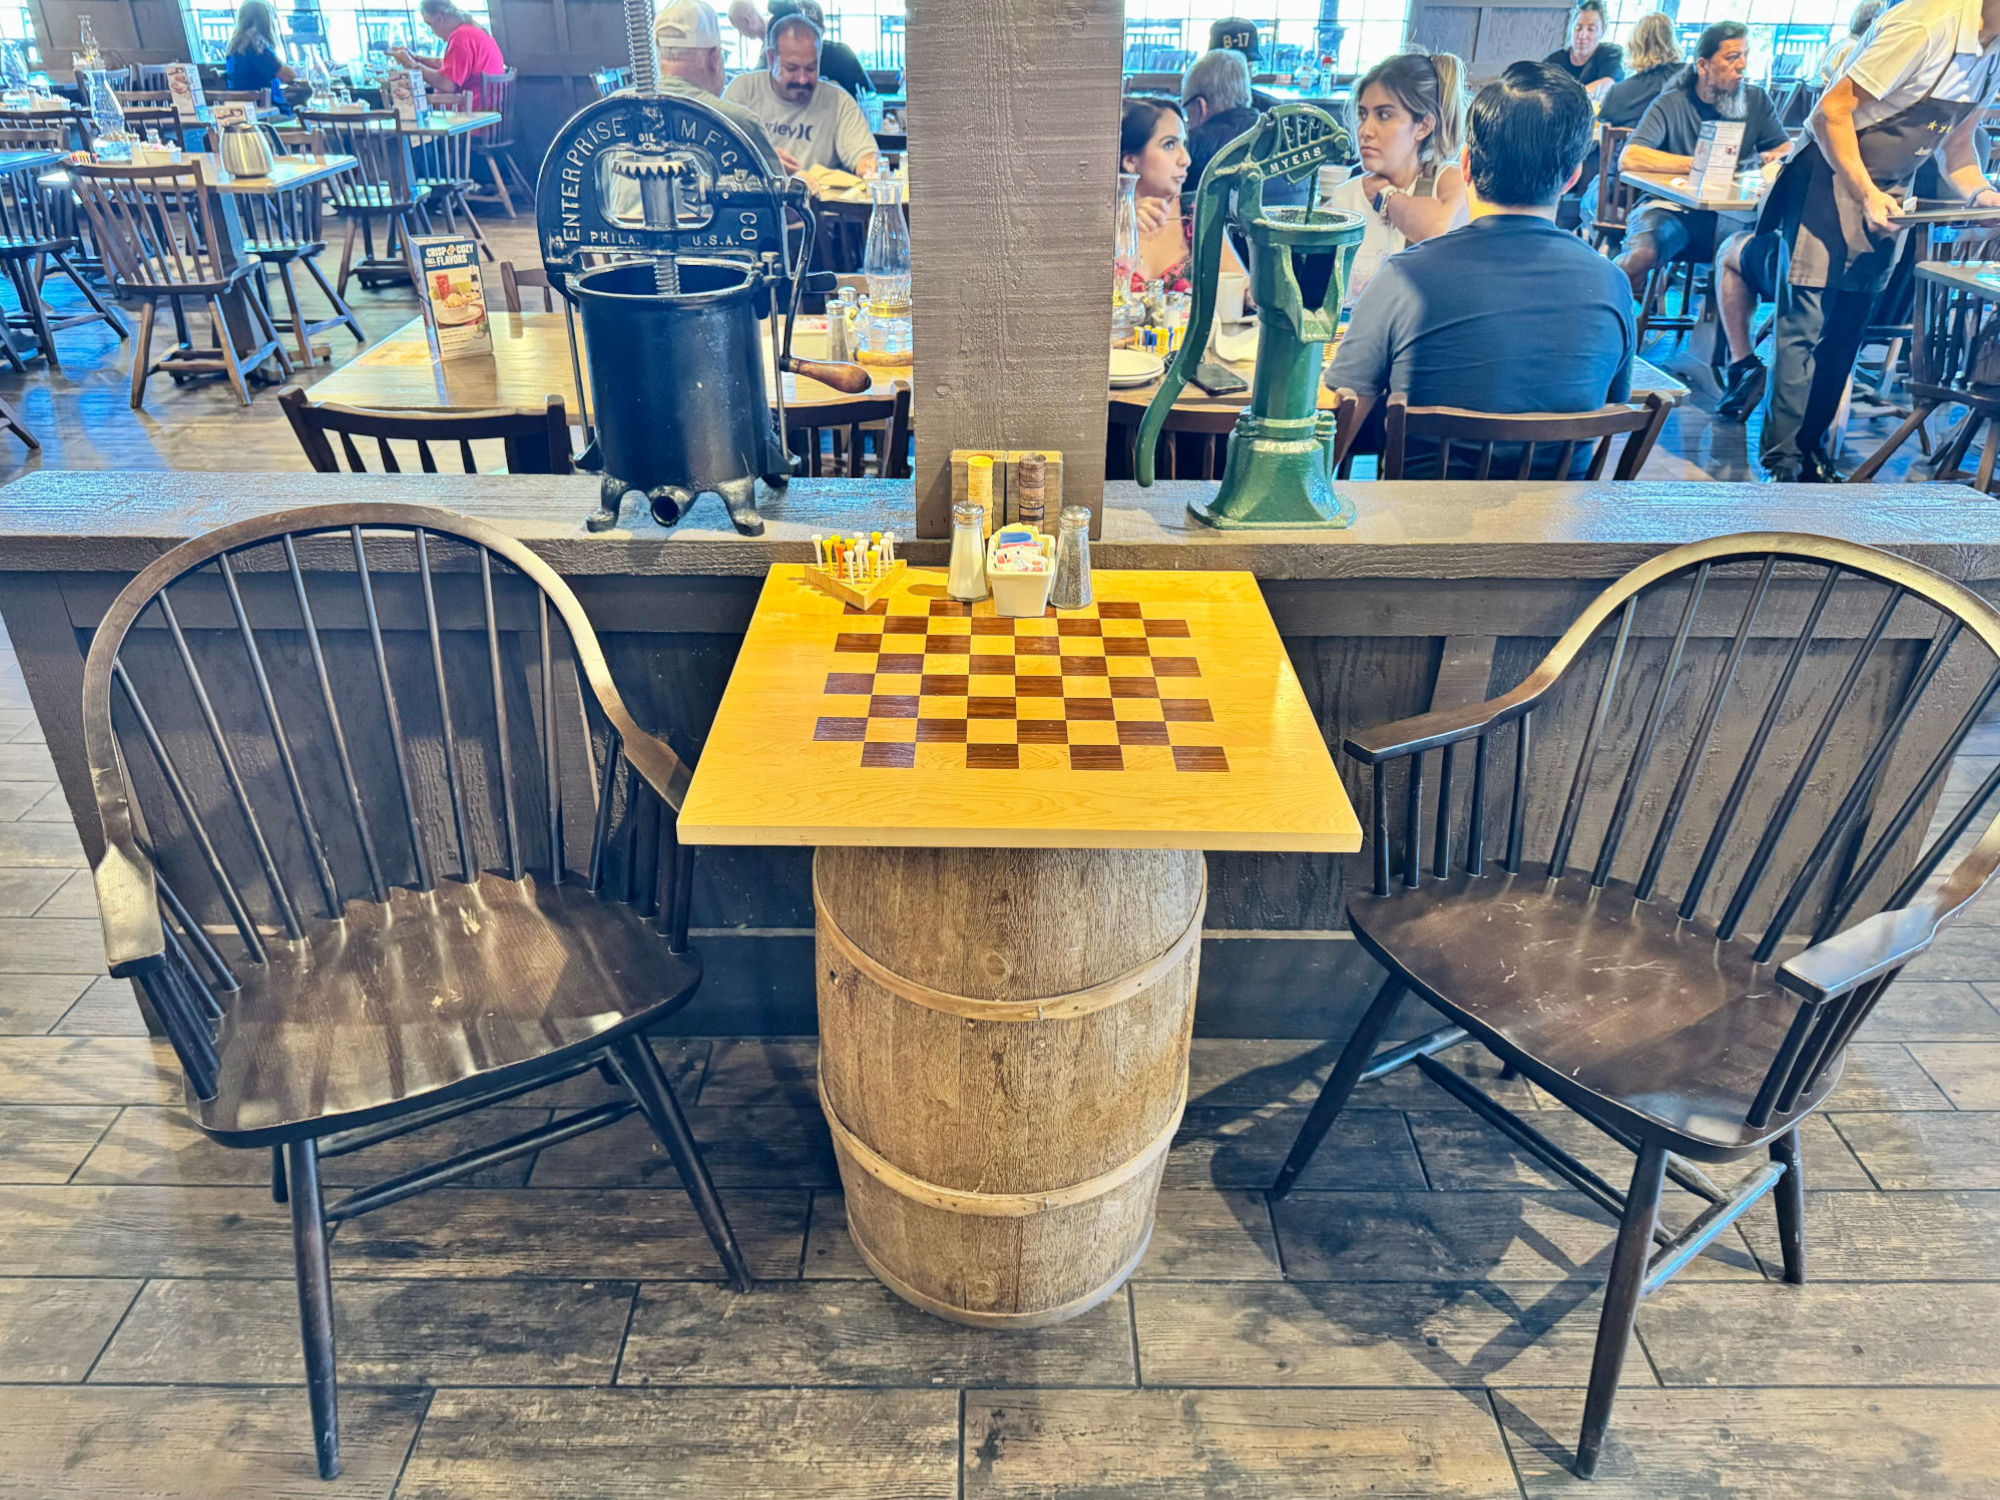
left=907, top=0, right=1123, bottom=538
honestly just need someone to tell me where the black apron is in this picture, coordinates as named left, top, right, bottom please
left=1758, top=67, right=1982, bottom=292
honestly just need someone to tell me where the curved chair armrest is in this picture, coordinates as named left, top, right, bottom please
left=93, top=840, right=165, bottom=978
left=1344, top=695, right=1531, bottom=765
left=1778, top=900, right=1947, bottom=1004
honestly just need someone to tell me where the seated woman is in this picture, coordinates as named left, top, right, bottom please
left=223, top=0, right=295, bottom=101
left=1119, top=96, right=1242, bottom=287
left=1330, top=50, right=1467, bottom=306
left=1597, top=11, right=1682, bottom=128
left=1544, top=0, right=1623, bottom=103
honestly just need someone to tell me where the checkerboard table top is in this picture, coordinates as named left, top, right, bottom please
left=677, top=566, right=1360, bottom=852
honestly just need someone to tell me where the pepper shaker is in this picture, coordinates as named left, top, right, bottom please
left=1049, top=505, right=1092, bottom=610
left=1016, top=452, right=1046, bottom=530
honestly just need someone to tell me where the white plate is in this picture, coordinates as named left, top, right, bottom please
left=1109, top=347, right=1165, bottom=389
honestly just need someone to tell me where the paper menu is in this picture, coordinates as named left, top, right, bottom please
left=164, top=62, right=206, bottom=123
left=209, top=99, right=251, bottom=131
left=1689, top=119, right=1745, bottom=201
left=415, top=236, right=491, bottom=359
left=385, top=68, right=427, bottom=125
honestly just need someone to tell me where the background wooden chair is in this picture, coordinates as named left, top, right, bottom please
left=1273, top=533, right=2000, bottom=1476
left=279, top=385, right=573, bottom=474
left=785, top=382, right=911, bottom=477
left=1107, top=399, right=1240, bottom=480
left=0, top=151, right=126, bottom=372
left=297, top=108, right=425, bottom=294
left=70, top=160, right=291, bottom=407
left=1588, top=123, right=1636, bottom=251
left=1380, top=391, right=1668, bottom=481
left=497, top=257, right=556, bottom=312
left=407, top=107, right=494, bottom=261
left=82, top=501, right=752, bottom=1477
left=469, top=69, right=532, bottom=218
left=235, top=171, right=366, bottom=365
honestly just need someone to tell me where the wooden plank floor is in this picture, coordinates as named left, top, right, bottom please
left=1, top=633, right=1998, bottom=1496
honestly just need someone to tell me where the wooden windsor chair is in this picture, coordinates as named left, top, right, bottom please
left=466, top=69, right=531, bottom=218
left=497, top=256, right=555, bottom=311
left=84, top=502, right=754, bottom=1479
left=297, top=108, right=425, bottom=294
left=0, top=148, right=126, bottom=372
left=406, top=103, right=493, bottom=262
left=233, top=163, right=366, bottom=365
left=786, top=381, right=911, bottom=477
left=70, top=159, right=292, bottom=407
left=279, top=384, right=574, bottom=473
left=1380, top=391, right=1669, bottom=480
left=1273, top=533, right=2000, bottom=1477
left=113, top=91, right=188, bottom=145
left=1588, top=123, right=1636, bottom=251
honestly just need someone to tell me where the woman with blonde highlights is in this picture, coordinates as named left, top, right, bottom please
left=1331, top=50, right=1469, bottom=304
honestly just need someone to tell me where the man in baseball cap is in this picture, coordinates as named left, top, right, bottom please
left=652, top=0, right=783, bottom=168
left=1209, top=17, right=1260, bottom=61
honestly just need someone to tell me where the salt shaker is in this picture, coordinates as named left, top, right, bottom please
left=1049, top=506, right=1092, bottom=610
left=946, top=500, right=989, bottom=602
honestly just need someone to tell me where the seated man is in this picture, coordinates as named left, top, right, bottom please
left=1182, top=47, right=1306, bottom=208
left=721, top=9, right=878, bottom=177
left=1325, top=60, right=1635, bottom=480
left=654, top=0, right=781, bottom=170
left=1616, top=21, right=1790, bottom=298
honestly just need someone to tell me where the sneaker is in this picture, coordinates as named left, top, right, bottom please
left=1717, top=356, right=1767, bottom=419
left=1803, top=444, right=1849, bottom=484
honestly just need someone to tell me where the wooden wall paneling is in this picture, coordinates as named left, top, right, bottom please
left=1407, top=6, right=1480, bottom=66
left=906, top=0, right=1122, bottom=539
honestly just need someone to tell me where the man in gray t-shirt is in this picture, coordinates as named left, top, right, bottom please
left=722, top=12, right=879, bottom=176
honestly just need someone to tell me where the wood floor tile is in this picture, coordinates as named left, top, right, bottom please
left=18, top=786, right=68, bottom=821
left=333, top=1188, right=809, bottom=1281
left=1409, top=1107, right=1875, bottom=1192
left=93, top=1276, right=636, bottom=1386
left=0, top=782, right=53, bottom=821
left=0, top=741, right=57, bottom=781
left=0, top=867, right=63, bottom=916
left=1164, top=1107, right=1425, bottom=1191
left=33, top=870, right=97, bottom=920
left=0, top=918, right=107, bottom=974
left=47, top=977, right=145, bottom=1035
left=399, top=1387, right=959, bottom=1499
left=0, top=974, right=93, bottom=1034
left=1898, top=923, right=2000, bottom=983
left=1272, top=1191, right=1760, bottom=1283
left=1496, top=1386, right=2000, bottom=1498
left=0, top=1105, right=117, bottom=1182
left=1640, top=1281, right=2000, bottom=1385
left=0, top=1038, right=182, bottom=1105
left=1132, top=1281, right=1609, bottom=1388
left=696, top=1037, right=817, bottom=1107
left=0, top=822, right=86, bottom=867
left=1866, top=982, right=2000, bottom=1040
left=0, top=1185, right=295, bottom=1276
left=529, top=1038, right=709, bottom=1105
left=1904, top=1043, right=2000, bottom=1108
left=623, top=1279, right=1136, bottom=1387
left=1136, top=1188, right=1285, bottom=1279
left=0, top=1278, right=139, bottom=1380
left=1185, top=1039, right=1538, bottom=1112
left=526, top=1105, right=839, bottom=1188
left=964, top=1388, right=1521, bottom=1499
left=1832, top=1109, right=2000, bottom=1188
left=0, top=1385, right=428, bottom=1498
left=75, top=1106, right=554, bottom=1189
left=1734, top=1189, right=2000, bottom=1279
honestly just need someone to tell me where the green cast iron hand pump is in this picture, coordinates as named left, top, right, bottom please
left=1136, top=105, right=1366, bottom=528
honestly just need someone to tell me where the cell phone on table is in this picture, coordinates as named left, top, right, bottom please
left=1190, top=361, right=1248, bottom=396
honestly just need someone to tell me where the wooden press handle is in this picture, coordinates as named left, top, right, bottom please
left=781, top=355, right=872, bottom=394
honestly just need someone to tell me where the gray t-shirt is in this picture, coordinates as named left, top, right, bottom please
left=721, top=71, right=877, bottom=173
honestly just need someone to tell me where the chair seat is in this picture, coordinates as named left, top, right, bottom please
left=189, top=871, right=700, bottom=1144
left=1348, top=870, right=1839, bottom=1159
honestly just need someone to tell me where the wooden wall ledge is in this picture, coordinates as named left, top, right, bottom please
left=3, top=473, right=2000, bottom=584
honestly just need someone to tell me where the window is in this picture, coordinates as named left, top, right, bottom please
left=1601, top=0, right=1853, bottom=87
left=176, top=0, right=493, bottom=68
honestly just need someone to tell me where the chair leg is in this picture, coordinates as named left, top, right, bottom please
left=271, top=1143, right=288, bottom=1203
left=484, top=154, right=516, bottom=218
left=276, top=261, right=314, bottom=367
left=284, top=1138, right=340, bottom=1481
left=210, top=296, right=255, bottom=406
left=15, top=262, right=59, bottom=375
left=0, top=389, right=38, bottom=451
left=1770, top=1126, right=1805, bottom=1284
left=53, top=251, right=125, bottom=337
left=607, top=1032, right=754, bottom=1292
left=127, top=298, right=156, bottom=410
left=1272, top=974, right=1406, bottom=1196
left=301, top=252, right=367, bottom=344
left=336, top=215, right=359, bottom=298
left=1575, top=1139, right=1668, bottom=1480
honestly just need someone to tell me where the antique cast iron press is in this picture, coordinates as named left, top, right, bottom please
left=1137, top=106, right=1366, bottom=528
left=536, top=37, right=864, bottom=535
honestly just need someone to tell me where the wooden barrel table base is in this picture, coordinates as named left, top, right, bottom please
left=813, top=845, right=1205, bottom=1327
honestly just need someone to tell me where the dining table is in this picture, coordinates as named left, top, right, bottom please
left=307, top=308, right=1691, bottom=422
left=37, top=150, right=356, bottom=196
left=1619, top=164, right=1771, bottom=214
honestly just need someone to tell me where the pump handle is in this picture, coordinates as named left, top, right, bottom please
left=782, top=355, right=873, bottom=393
